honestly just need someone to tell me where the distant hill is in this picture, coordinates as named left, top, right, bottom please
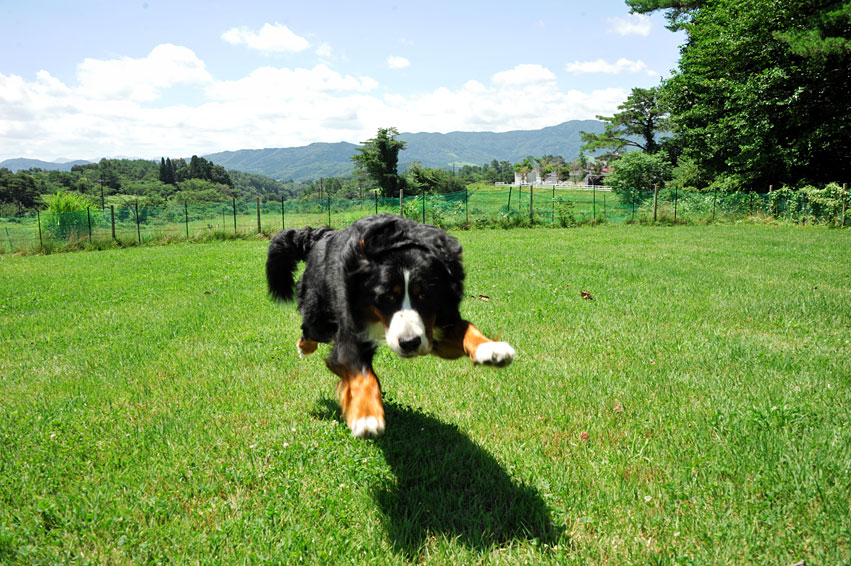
left=2, top=120, right=605, bottom=180
left=205, top=120, right=605, bottom=180
left=0, top=158, right=92, bottom=172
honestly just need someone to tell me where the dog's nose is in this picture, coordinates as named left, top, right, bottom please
left=399, top=336, right=421, bottom=353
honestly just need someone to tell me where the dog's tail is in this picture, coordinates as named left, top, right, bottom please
left=266, top=227, right=330, bottom=302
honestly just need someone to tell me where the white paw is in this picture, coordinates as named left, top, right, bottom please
left=474, top=341, right=516, bottom=367
left=350, top=416, right=385, bottom=438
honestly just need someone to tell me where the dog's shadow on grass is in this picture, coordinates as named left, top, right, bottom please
left=313, top=399, right=564, bottom=557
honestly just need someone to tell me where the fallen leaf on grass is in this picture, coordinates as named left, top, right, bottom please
left=580, top=431, right=589, bottom=441
left=580, top=290, right=594, bottom=300
left=613, top=404, right=624, bottom=413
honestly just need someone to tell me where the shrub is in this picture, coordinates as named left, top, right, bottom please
left=41, top=190, right=102, bottom=240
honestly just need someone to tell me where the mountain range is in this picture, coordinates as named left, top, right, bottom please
left=1, top=120, right=604, bottom=180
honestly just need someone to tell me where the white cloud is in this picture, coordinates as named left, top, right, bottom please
left=0, top=49, right=630, bottom=161
left=221, top=23, right=309, bottom=53
left=565, top=58, right=657, bottom=77
left=387, top=56, right=410, bottom=70
left=491, top=64, right=556, bottom=87
left=77, top=44, right=212, bottom=102
left=315, top=43, right=333, bottom=58
left=607, top=13, right=652, bottom=36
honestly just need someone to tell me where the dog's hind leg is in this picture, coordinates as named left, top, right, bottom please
left=326, top=337, right=384, bottom=437
left=333, top=366, right=385, bottom=438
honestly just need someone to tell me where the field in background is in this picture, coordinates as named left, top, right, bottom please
left=3, top=184, right=842, bottom=254
left=1, top=224, right=849, bottom=564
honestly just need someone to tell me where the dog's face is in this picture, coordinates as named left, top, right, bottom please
left=364, top=256, right=448, bottom=358
left=345, top=217, right=465, bottom=359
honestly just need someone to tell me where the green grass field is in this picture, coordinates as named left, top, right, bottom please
left=1, top=224, right=849, bottom=564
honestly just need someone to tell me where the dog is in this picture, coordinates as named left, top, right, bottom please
left=266, top=213, right=516, bottom=438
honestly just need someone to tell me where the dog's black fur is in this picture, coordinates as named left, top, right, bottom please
left=267, top=214, right=514, bottom=437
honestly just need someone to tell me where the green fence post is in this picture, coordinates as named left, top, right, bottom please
left=136, top=200, right=141, bottom=243
left=87, top=207, right=92, bottom=242
left=653, top=184, right=658, bottom=223
left=674, top=184, right=678, bottom=223
left=37, top=209, right=43, bottom=248
left=713, top=186, right=717, bottom=221
left=110, top=205, right=115, bottom=240
left=232, top=198, right=237, bottom=233
left=842, top=183, right=847, bottom=227
left=256, top=197, right=262, bottom=234
left=529, top=186, right=534, bottom=224
left=632, top=191, right=636, bottom=221
left=593, top=184, right=597, bottom=222
left=465, top=186, right=469, bottom=224
left=507, top=186, right=512, bottom=212
left=281, top=196, right=285, bottom=230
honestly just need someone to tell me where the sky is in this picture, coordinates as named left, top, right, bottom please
left=0, top=0, right=685, bottom=162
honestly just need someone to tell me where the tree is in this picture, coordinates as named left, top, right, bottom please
left=644, top=0, right=851, bottom=188
left=513, top=157, right=535, bottom=184
left=626, top=0, right=706, bottom=30
left=351, top=127, right=408, bottom=197
left=406, top=163, right=465, bottom=194
left=581, top=86, right=668, bottom=155
left=606, top=151, right=672, bottom=204
left=0, top=169, right=39, bottom=213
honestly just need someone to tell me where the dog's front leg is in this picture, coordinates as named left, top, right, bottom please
left=433, top=320, right=516, bottom=367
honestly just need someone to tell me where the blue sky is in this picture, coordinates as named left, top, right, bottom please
left=0, top=0, right=684, bottom=161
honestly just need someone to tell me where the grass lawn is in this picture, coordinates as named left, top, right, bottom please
left=0, top=224, right=848, bottom=564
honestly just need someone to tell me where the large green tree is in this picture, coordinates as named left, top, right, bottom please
left=641, top=0, right=851, bottom=188
left=581, top=86, right=668, bottom=155
left=351, top=127, right=408, bottom=197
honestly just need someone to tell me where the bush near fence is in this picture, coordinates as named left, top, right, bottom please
left=1, top=185, right=847, bottom=254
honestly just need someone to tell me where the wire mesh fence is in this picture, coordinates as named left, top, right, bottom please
left=1, top=185, right=847, bottom=253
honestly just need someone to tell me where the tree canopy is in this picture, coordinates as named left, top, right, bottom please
left=642, top=0, right=851, bottom=189
left=351, top=127, right=408, bottom=197
left=581, top=86, right=668, bottom=156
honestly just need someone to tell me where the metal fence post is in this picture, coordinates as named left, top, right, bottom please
left=466, top=186, right=469, bottom=224
left=842, top=183, right=847, bottom=227
left=110, top=205, right=116, bottom=240
left=232, top=198, right=237, bottom=233
left=135, top=200, right=141, bottom=243
left=281, top=195, right=285, bottom=230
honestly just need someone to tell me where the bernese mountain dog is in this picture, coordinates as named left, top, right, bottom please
left=266, top=213, right=516, bottom=438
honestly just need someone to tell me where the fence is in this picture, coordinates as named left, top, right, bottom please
left=1, top=185, right=847, bottom=254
